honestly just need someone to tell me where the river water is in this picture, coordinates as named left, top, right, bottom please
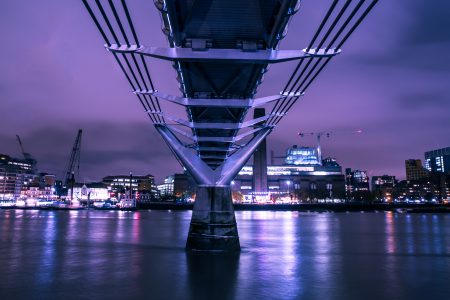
left=0, top=209, right=449, bottom=300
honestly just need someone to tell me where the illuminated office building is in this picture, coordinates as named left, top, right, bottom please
left=345, top=168, right=370, bottom=201
left=371, top=175, right=397, bottom=202
left=232, top=145, right=345, bottom=203
left=285, top=145, right=321, bottom=166
left=425, top=147, right=450, bottom=173
left=0, top=154, right=35, bottom=199
left=103, top=174, right=156, bottom=199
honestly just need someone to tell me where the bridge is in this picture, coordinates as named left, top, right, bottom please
left=81, top=0, right=378, bottom=252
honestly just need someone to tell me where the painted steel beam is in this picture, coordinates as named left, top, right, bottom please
left=166, top=125, right=195, bottom=142
left=135, top=90, right=282, bottom=108
left=106, top=45, right=341, bottom=64
left=241, top=114, right=280, bottom=128
left=149, top=111, right=281, bottom=129
left=194, top=127, right=268, bottom=143
left=194, top=146, right=230, bottom=152
left=199, top=154, right=227, bottom=160
left=155, top=124, right=214, bottom=185
left=215, top=127, right=272, bottom=185
left=234, top=127, right=266, bottom=142
left=196, top=136, right=234, bottom=143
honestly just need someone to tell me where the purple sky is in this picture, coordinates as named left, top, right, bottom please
left=1, top=0, right=449, bottom=183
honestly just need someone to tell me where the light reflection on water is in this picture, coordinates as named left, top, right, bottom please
left=0, top=209, right=449, bottom=300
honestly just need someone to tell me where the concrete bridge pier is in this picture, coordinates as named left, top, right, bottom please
left=186, top=186, right=239, bottom=252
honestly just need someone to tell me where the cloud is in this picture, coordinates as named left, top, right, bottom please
left=0, top=121, right=182, bottom=183
left=395, top=91, right=450, bottom=111
left=404, top=1, right=450, bottom=46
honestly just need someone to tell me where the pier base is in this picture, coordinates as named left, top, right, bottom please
left=186, top=186, right=240, bottom=252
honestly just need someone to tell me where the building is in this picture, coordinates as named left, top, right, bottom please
left=173, top=173, right=196, bottom=201
left=405, top=159, right=429, bottom=181
left=20, top=173, right=58, bottom=200
left=152, top=173, right=196, bottom=202
left=345, top=168, right=370, bottom=201
left=67, top=183, right=109, bottom=202
left=252, top=108, right=268, bottom=194
left=157, top=175, right=174, bottom=198
left=231, top=145, right=346, bottom=203
left=371, top=175, right=397, bottom=202
left=394, top=179, right=440, bottom=203
left=396, top=156, right=450, bottom=202
left=102, top=174, right=156, bottom=200
left=0, top=154, right=35, bottom=199
left=285, top=145, right=321, bottom=165
left=425, top=147, right=450, bottom=173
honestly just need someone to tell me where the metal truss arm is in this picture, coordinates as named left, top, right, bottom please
left=155, top=125, right=271, bottom=186
left=154, top=124, right=214, bottom=185
left=106, top=45, right=340, bottom=64
left=135, top=90, right=283, bottom=108
left=215, top=127, right=272, bottom=185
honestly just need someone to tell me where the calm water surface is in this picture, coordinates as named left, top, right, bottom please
left=0, top=209, right=449, bottom=300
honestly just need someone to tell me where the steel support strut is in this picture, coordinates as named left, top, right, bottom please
left=155, top=124, right=271, bottom=251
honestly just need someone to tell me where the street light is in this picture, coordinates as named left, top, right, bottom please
left=286, top=180, right=291, bottom=194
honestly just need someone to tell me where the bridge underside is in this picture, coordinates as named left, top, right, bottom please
left=158, top=0, right=297, bottom=251
left=158, top=0, right=297, bottom=168
left=82, top=0, right=378, bottom=252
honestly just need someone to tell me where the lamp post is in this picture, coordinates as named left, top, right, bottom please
left=286, top=180, right=291, bottom=195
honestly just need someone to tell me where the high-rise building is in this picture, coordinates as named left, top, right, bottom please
left=252, top=108, right=268, bottom=194
left=405, top=159, right=429, bottom=181
left=0, top=154, right=35, bottom=199
left=345, top=168, right=370, bottom=201
left=425, top=147, right=450, bottom=173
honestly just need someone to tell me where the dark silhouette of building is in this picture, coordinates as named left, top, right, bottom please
left=371, top=175, right=397, bottom=202
left=345, top=168, right=370, bottom=201
left=174, top=173, right=196, bottom=201
left=252, top=108, right=268, bottom=194
left=405, top=159, right=429, bottom=181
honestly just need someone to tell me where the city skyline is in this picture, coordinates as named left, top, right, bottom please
left=1, top=0, right=449, bottom=182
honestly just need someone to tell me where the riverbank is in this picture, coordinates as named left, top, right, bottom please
left=2, top=202, right=449, bottom=213
left=138, top=202, right=450, bottom=213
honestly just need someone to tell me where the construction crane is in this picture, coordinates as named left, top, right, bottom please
left=64, top=129, right=83, bottom=188
left=16, top=134, right=37, bottom=173
left=298, top=132, right=332, bottom=164
left=298, top=130, right=363, bottom=164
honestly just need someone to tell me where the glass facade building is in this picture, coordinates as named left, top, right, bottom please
left=0, top=154, right=35, bottom=199
left=425, top=147, right=450, bottom=173
left=285, top=145, right=321, bottom=166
